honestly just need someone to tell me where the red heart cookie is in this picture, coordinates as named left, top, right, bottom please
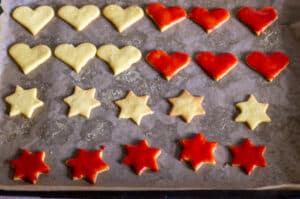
left=189, top=7, right=230, bottom=33
left=237, top=7, right=278, bottom=36
left=145, top=3, right=187, bottom=32
left=246, top=51, right=289, bottom=81
left=195, top=52, right=238, bottom=81
left=146, top=50, right=190, bottom=80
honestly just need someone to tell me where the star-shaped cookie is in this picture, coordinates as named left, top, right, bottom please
left=180, top=133, right=218, bottom=171
left=64, top=86, right=101, bottom=118
left=10, top=149, right=50, bottom=184
left=5, top=86, right=44, bottom=118
left=229, top=138, right=267, bottom=175
left=235, top=95, right=271, bottom=130
left=66, top=146, right=110, bottom=184
left=115, top=91, right=153, bottom=125
left=122, top=140, right=161, bottom=175
left=168, top=90, right=205, bottom=123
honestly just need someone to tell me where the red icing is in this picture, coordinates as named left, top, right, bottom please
left=230, top=138, right=266, bottom=175
left=9, top=149, right=50, bottom=184
left=146, top=3, right=187, bottom=31
left=66, top=146, right=109, bottom=184
left=237, top=7, right=278, bottom=35
left=189, top=7, right=230, bottom=33
left=195, top=52, right=238, bottom=81
left=180, top=133, right=218, bottom=171
left=122, top=140, right=161, bottom=175
left=146, top=50, right=190, bottom=80
left=246, top=51, right=289, bottom=81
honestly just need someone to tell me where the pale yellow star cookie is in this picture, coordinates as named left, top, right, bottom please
left=58, top=5, right=100, bottom=31
left=5, top=86, right=44, bottom=118
left=64, top=86, right=101, bottom=118
left=168, top=90, right=205, bottom=123
left=12, top=6, right=54, bottom=35
left=235, top=95, right=271, bottom=130
left=54, top=43, right=96, bottom=73
left=115, top=91, right=153, bottom=125
left=9, top=43, right=51, bottom=75
left=103, top=4, right=144, bottom=32
left=97, top=44, right=141, bottom=75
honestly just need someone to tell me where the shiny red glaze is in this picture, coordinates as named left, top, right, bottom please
left=237, top=7, right=278, bottom=35
left=146, top=50, right=190, bottom=80
left=246, top=51, right=289, bottom=81
left=230, top=138, right=266, bottom=175
left=9, top=149, right=50, bottom=184
left=190, top=7, right=230, bottom=33
left=195, top=52, right=238, bottom=81
left=146, top=2, right=187, bottom=31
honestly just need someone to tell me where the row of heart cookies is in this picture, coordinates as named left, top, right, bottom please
left=5, top=85, right=271, bottom=131
left=9, top=43, right=290, bottom=81
left=13, top=3, right=278, bottom=35
left=8, top=135, right=266, bottom=184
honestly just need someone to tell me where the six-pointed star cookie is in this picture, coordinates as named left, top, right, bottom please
left=66, top=146, right=110, bottom=184
left=5, top=86, right=44, bottom=118
left=235, top=95, right=271, bottom=130
left=168, top=90, right=205, bottom=123
left=9, top=149, right=50, bottom=184
left=64, top=86, right=101, bottom=118
left=115, top=91, right=153, bottom=125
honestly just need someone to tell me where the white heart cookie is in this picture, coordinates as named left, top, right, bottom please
left=12, top=6, right=54, bottom=35
left=54, top=43, right=96, bottom=73
left=103, top=4, right=144, bottom=32
left=97, top=44, right=141, bottom=75
left=9, top=43, right=51, bottom=74
left=58, top=5, right=100, bottom=31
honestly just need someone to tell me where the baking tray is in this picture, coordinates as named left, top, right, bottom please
left=0, top=0, right=299, bottom=191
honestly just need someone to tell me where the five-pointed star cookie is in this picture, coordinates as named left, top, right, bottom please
left=64, top=86, right=101, bottom=118
left=5, top=86, right=44, bottom=118
left=115, top=91, right=153, bottom=125
left=9, top=149, right=50, bottom=184
left=66, top=146, right=110, bottom=184
left=235, top=95, right=271, bottom=130
left=168, top=90, right=205, bottom=123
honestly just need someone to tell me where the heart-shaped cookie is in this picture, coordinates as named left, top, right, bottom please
left=9, top=43, right=51, bottom=74
left=145, top=3, right=187, bottom=32
left=146, top=50, right=190, bottom=80
left=195, top=52, right=238, bottom=81
left=237, top=7, right=278, bottom=36
left=97, top=44, right=142, bottom=75
left=12, top=6, right=54, bottom=35
left=246, top=51, right=289, bottom=81
left=54, top=43, right=96, bottom=73
left=103, top=5, right=144, bottom=32
left=58, top=5, right=100, bottom=31
left=189, top=7, right=230, bottom=33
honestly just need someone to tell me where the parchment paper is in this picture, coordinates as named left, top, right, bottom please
left=0, top=0, right=299, bottom=190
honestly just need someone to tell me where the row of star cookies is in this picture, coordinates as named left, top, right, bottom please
left=9, top=43, right=290, bottom=81
left=9, top=134, right=266, bottom=184
left=5, top=86, right=271, bottom=131
left=13, top=3, right=278, bottom=36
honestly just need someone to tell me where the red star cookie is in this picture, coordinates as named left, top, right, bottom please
left=246, top=51, right=289, bottom=81
left=189, top=7, right=230, bottom=33
left=195, top=52, right=238, bottom=81
left=146, top=50, right=190, bottom=80
left=122, top=140, right=161, bottom=175
left=237, top=7, right=278, bottom=36
left=145, top=3, right=187, bottom=32
left=180, top=133, right=218, bottom=171
left=66, top=146, right=109, bottom=184
left=9, top=149, right=50, bottom=184
left=229, top=138, right=267, bottom=175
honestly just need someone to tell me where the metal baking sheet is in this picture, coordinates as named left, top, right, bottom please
left=0, top=0, right=299, bottom=190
